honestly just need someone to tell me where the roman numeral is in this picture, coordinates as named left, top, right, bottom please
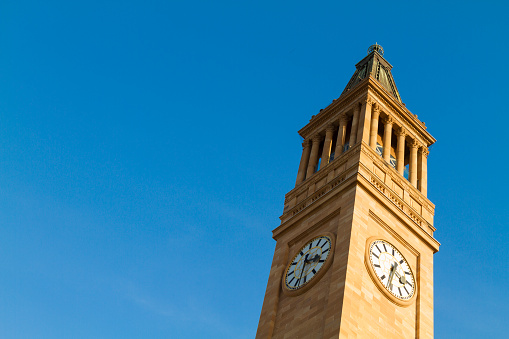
left=373, top=253, right=379, bottom=258
left=398, top=287, right=402, bottom=296
left=288, top=271, right=294, bottom=276
left=303, top=275, right=307, bottom=283
left=405, top=271, right=410, bottom=275
left=312, top=269, right=317, bottom=274
left=300, top=251, right=304, bottom=256
left=319, top=260, right=325, bottom=263
left=374, top=264, right=380, bottom=268
left=381, top=275, right=386, bottom=280
left=295, top=279, right=300, bottom=286
left=309, top=243, right=312, bottom=250
left=392, top=249, right=395, bottom=255
left=375, top=245, right=381, bottom=253
left=288, top=277, right=295, bottom=285
left=383, top=244, right=387, bottom=252
left=322, top=248, right=329, bottom=253
left=407, top=281, right=412, bottom=287
left=400, top=260, right=404, bottom=264
left=404, top=286, right=409, bottom=294
left=321, top=242, right=327, bottom=248
left=316, top=239, right=322, bottom=246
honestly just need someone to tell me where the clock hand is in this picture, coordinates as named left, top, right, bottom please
left=395, top=270, right=406, bottom=284
left=298, top=254, right=309, bottom=286
left=387, top=262, right=398, bottom=289
left=306, top=254, right=320, bottom=263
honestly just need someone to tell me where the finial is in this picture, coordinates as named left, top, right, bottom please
left=367, top=43, right=384, bottom=56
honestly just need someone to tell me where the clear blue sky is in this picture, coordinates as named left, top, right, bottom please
left=0, top=1, right=507, bottom=338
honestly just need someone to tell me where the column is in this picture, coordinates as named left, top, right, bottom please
left=419, top=147, right=429, bottom=196
left=306, top=134, right=322, bottom=178
left=334, top=114, right=349, bottom=157
left=395, top=128, right=406, bottom=175
left=356, top=97, right=373, bottom=145
left=320, top=125, right=335, bottom=167
left=348, top=105, right=360, bottom=149
left=382, top=116, right=393, bottom=162
left=295, top=139, right=311, bottom=185
left=369, top=105, right=380, bottom=149
left=409, top=140, right=418, bottom=187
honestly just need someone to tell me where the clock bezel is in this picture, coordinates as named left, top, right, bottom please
left=281, top=232, right=336, bottom=297
left=364, top=237, right=418, bottom=307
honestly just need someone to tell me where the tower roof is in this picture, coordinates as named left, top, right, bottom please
left=341, top=43, right=402, bottom=102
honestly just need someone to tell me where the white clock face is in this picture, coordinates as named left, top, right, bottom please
left=369, top=240, right=415, bottom=300
left=284, top=235, right=332, bottom=291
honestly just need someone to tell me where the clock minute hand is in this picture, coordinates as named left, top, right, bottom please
left=387, top=262, right=398, bottom=289
left=298, top=254, right=309, bottom=286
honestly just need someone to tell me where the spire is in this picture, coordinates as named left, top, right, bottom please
left=341, top=43, right=402, bottom=102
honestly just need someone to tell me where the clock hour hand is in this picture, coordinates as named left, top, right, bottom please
left=395, top=270, right=406, bottom=284
left=306, top=254, right=320, bottom=263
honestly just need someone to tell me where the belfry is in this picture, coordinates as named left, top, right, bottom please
left=256, top=44, right=439, bottom=338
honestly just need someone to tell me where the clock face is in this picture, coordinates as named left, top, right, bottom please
left=368, top=240, right=415, bottom=300
left=283, top=235, right=333, bottom=292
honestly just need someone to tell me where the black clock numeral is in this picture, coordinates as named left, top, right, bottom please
left=392, top=248, right=395, bottom=256
left=300, top=251, right=304, bottom=256
left=406, top=281, right=412, bottom=287
left=295, top=279, right=300, bottom=287
left=381, top=275, right=386, bottom=280
left=404, top=286, right=409, bottom=295
left=400, top=260, right=404, bottom=264
left=372, top=253, right=379, bottom=259
left=303, top=275, right=307, bottom=283
left=375, top=245, right=381, bottom=253
left=319, top=259, right=325, bottom=263
left=405, top=271, right=410, bottom=275
left=288, top=271, right=294, bottom=276
left=309, top=243, right=312, bottom=250
left=398, top=287, right=402, bottom=296
left=374, top=264, right=380, bottom=268
left=321, top=242, right=327, bottom=248
left=288, top=277, right=295, bottom=285
left=322, top=248, right=329, bottom=254
left=312, top=269, right=317, bottom=274
left=316, top=239, right=321, bottom=247
left=383, top=244, right=387, bottom=252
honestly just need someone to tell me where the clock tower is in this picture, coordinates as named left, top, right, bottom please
left=256, top=44, right=439, bottom=338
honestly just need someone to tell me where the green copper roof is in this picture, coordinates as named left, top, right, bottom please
left=341, top=44, right=402, bottom=102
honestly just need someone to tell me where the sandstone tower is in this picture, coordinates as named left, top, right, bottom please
left=256, top=44, right=439, bottom=338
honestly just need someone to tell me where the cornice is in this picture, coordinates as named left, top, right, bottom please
left=297, top=76, right=436, bottom=148
left=298, top=78, right=371, bottom=139
left=367, top=77, right=436, bottom=146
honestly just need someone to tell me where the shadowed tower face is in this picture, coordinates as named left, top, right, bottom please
left=256, top=44, right=439, bottom=339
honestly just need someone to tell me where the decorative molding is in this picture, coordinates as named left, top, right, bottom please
left=326, top=124, right=336, bottom=133
left=382, top=116, right=393, bottom=125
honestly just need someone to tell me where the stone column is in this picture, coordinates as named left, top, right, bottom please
left=395, top=128, right=406, bottom=175
left=409, top=140, right=419, bottom=187
left=419, top=147, right=429, bottom=196
left=334, top=114, right=349, bottom=157
left=369, top=105, right=380, bottom=149
left=382, top=116, right=393, bottom=162
left=320, top=125, right=335, bottom=167
left=356, top=97, right=373, bottom=145
left=306, top=134, right=322, bottom=178
left=295, top=139, right=311, bottom=185
left=348, top=105, right=360, bottom=149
